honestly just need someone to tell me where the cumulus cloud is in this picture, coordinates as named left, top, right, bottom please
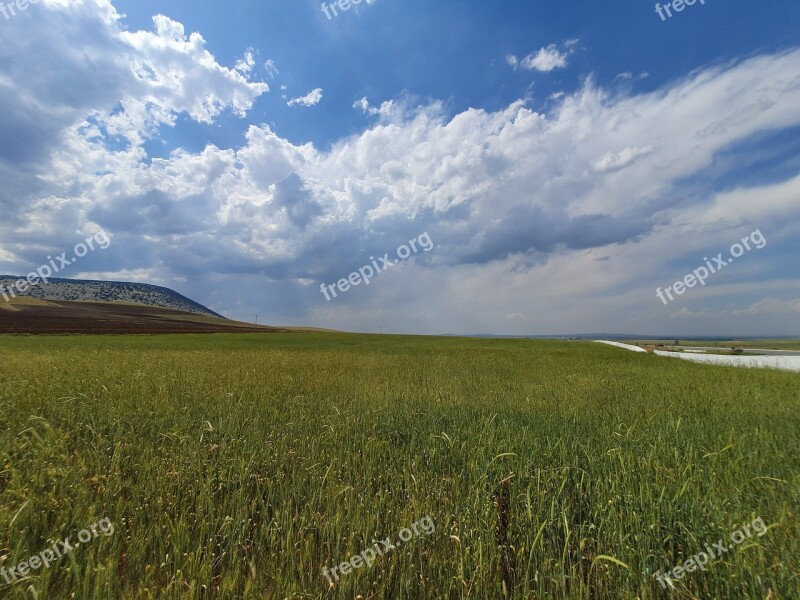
left=509, top=40, right=578, bottom=72
left=235, top=49, right=256, bottom=76
left=287, top=88, right=323, bottom=107
left=269, top=173, right=322, bottom=230
left=0, top=0, right=268, bottom=228
left=352, top=96, right=395, bottom=118
left=0, top=1, right=267, bottom=147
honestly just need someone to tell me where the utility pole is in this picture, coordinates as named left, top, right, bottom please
left=255, top=314, right=258, bottom=325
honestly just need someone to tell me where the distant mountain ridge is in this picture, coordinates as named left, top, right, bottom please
left=0, top=276, right=223, bottom=318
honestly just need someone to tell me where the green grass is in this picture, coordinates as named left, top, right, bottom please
left=0, top=333, right=798, bottom=599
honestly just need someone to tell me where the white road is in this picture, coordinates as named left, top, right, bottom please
left=596, top=340, right=800, bottom=373
left=653, top=350, right=800, bottom=373
left=595, top=340, right=648, bottom=353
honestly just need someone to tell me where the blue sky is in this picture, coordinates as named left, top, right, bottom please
left=114, top=0, right=800, bottom=151
left=1, top=0, right=799, bottom=335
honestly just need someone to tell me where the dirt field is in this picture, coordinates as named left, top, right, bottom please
left=0, top=299, right=285, bottom=334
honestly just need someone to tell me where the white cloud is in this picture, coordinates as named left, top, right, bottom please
left=614, top=71, right=649, bottom=83
left=503, top=312, right=524, bottom=321
left=670, top=307, right=714, bottom=319
left=591, top=146, right=653, bottom=173
left=352, top=96, right=395, bottom=118
left=0, top=2, right=268, bottom=160
left=733, top=298, right=800, bottom=316
left=235, top=49, right=256, bottom=76
left=519, top=43, right=572, bottom=72
left=508, top=41, right=577, bottom=73
left=669, top=298, right=800, bottom=320
left=287, top=88, right=323, bottom=107
left=353, top=97, right=372, bottom=113
left=687, top=172, right=800, bottom=226
left=265, top=59, right=279, bottom=79
left=118, top=14, right=269, bottom=128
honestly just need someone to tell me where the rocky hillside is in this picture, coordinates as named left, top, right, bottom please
left=0, top=277, right=223, bottom=318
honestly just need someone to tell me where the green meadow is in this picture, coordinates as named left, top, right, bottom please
left=0, top=333, right=798, bottom=599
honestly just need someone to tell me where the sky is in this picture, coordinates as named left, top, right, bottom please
left=1, top=0, right=799, bottom=336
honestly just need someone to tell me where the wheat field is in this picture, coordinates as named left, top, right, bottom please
left=0, top=333, right=797, bottom=599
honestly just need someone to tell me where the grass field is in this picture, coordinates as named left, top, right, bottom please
left=0, top=333, right=798, bottom=599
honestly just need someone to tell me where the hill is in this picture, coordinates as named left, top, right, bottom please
left=0, top=276, right=222, bottom=318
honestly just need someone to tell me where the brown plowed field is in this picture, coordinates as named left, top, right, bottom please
left=0, top=300, right=286, bottom=334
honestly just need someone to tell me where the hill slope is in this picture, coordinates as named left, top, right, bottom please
left=0, top=298, right=284, bottom=334
left=0, top=276, right=222, bottom=318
